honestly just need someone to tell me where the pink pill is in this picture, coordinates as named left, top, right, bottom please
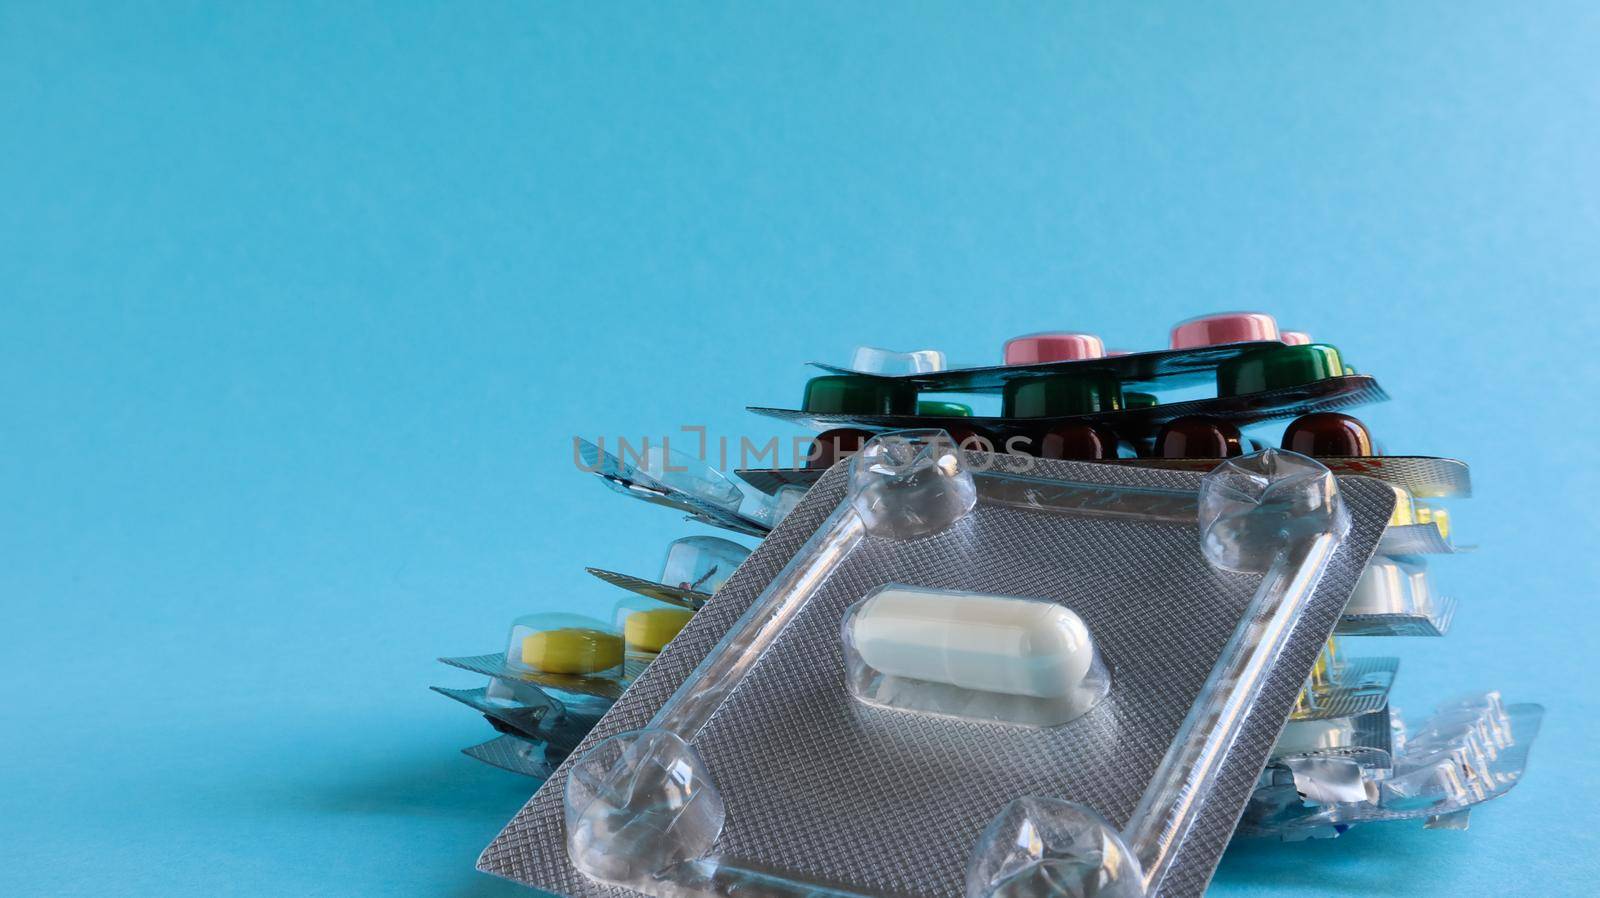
left=1169, top=312, right=1280, bottom=349
left=1003, top=332, right=1106, bottom=365
left=1280, top=330, right=1311, bottom=346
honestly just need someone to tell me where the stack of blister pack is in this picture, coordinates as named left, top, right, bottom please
left=437, top=311, right=1541, bottom=898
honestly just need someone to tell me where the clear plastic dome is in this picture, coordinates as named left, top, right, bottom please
left=658, top=535, right=750, bottom=594
left=503, top=612, right=623, bottom=677
left=613, top=596, right=695, bottom=661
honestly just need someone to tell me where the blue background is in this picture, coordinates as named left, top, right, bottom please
left=4, top=3, right=1597, bottom=895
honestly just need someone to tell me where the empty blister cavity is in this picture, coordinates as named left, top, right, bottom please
left=848, top=430, right=978, bottom=540
left=564, top=729, right=725, bottom=889
left=616, top=445, right=746, bottom=514
left=965, top=798, right=1144, bottom=898
left=465, top=734, right=565, bottom=780
left=764, top=484, right=807, bottom=524
left=1198, top=449, right=1351, bottom=574
left=1242, top=694, right=1543, bottom=840
left=852, top=345, right=947, bottom=375
left=660, top=536, right=750, bottom=593
left=588, top=536, right=753, bottom=611
left=842, top=585, right=1111, bottom=727
left=579, top=438, right=767, bottom=535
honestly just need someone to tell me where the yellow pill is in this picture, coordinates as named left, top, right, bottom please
left=625, top=608, right=695, bottom=654
left=1387, top=484, right=1416, bottom=527
left=520, top=628, right=624, bottom=674
left=1415, top=504, right=1451, bottom=540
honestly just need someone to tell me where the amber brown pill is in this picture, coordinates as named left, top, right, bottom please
left=806, top=428, right=874, bottom=469
left=1281, top=413, right=1375, bottom=457
left=1036, top=423, right=1120, bottom=460
left=1155, top=416, right=1244, bottom=459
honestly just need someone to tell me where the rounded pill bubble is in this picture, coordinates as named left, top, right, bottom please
left=1170, top=311, right=1279, bottom=349
left=1281, top=412, right=1374, bottom=457
left=802, top=375, right=917, bottom=416
left=1003, top=332, right=1106, bottom=365
left=1036, top=423, right=1120, bottom=460
left=917, top=400, right=972, bottom=417
left=1001, top=371, right=1123, bottom=419
left=1216, top=343, right=1344, bottom=396
left=522, top=628, right=625, bottom=675
left=851, top=587, right=1095, bottom=699
left=625, top=608, right=694, bottom=654
left=1155, top=416, right=1243, bottom=459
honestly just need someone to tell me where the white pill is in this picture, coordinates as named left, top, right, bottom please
left=1346, top=558, right=1428, bottom=615
left=849, top=586, right=1095, bottom=699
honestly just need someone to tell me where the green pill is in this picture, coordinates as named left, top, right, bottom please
left=916, top=400, right=972, bottom=417
left=1123, top=391, right=1158, bottom=410
left=1216, top=344, right=1344, bottom=397
left=1001, top=371, right=1124, bottom=418
left=802, top=375, right=917, bottom=416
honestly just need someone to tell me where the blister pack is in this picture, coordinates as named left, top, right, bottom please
left=477, top=434, right=1397, bottom=898
left=575, top=439, right=774, bottom=537
left=763, top=313, right=1387, bottom=444
left=585, top=536, right=752, bottom=610
left=437, top=534, right=744, bottom=777
left=1242, top=692, right=1544, bottom=840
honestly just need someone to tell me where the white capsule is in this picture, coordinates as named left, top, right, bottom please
left=849, top=586, right=1095, bottom=699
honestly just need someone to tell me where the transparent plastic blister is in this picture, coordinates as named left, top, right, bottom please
left=433, top=685, right=605, bottom=755
left=575, top=438, right=771, bottom=537
left=464, top=734, right=566, bottom=779
left=479, top=433, right=1398, bottom=898
left=441, top=612, right=631, bottom=706
left=1337, top=557, right=1457, bottom=636
left=1242, top=693, right=1543, bottom=840
left=586, top=536, right=753, bottom=610
left=840, top=584, right=1113, bottom=727
left=1289, top=651, right=1399, bottom=722
left=850, top=345, right=948, bottom=375
left=1273, top=706, right=1393, bottom=759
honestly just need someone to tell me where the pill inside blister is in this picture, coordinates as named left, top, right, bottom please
left=1414, top=503, right=1451, bottom=539
left=504, top=613, right=625, bottom=676
left=1002, top=332, right=1106, bottom=365
left=842, top=585, right=1111, bottom=726
left=1170, top=311, right=1280, bottom=348
left=624, top=607, right=694, bottom=654
left=851, top=587, right=1094, bottom=698
left=1346, top=558, right=1430, bottom=616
